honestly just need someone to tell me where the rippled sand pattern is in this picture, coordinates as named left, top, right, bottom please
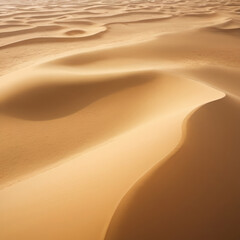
left=0, top=0, right=240, bottom=240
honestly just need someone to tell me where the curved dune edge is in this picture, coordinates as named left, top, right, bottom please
left=104, top=65, right=240, bottom=240
left=0, top=79, right=224, bottom=240
left=0, top=61, right=225, bottom=187
left=103, top=97, right=227, bottom=240
left=104, top=93, right=240, bottom=240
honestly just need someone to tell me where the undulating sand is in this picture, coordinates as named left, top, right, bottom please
left=0, top=0, right=240, bottom=239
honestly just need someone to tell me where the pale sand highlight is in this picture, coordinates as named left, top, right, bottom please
left=0, top=0, right=240, bottom=240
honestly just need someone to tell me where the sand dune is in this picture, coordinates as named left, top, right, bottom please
left=105, top=96, right=240, bottom=240
left=0, top=0, right=240, bottom=240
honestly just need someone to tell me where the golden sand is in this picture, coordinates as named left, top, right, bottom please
left=0, top=0, right=240, bottom=239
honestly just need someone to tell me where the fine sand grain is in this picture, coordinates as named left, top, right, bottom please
left=0, top=0, right=240, bottom=240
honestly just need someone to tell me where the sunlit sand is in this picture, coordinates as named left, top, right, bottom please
left=0, top=0, right=240, bottom=239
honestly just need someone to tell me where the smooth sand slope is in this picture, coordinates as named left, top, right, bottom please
left=0, top=0, right=240, bottom=240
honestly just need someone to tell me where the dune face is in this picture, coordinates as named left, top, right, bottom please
left=0, top=0, right=240, bottom=240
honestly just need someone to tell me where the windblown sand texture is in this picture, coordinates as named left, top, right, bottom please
left=0, top=0, right=240, bottom=239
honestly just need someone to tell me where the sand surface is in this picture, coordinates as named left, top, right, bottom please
left=0, top=0, right=240, bottom=239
